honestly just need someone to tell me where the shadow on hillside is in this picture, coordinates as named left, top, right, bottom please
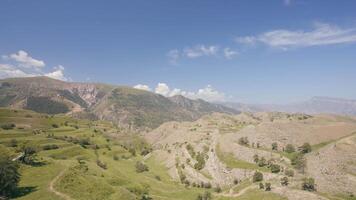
left=11, top=186, right=37, bottom=198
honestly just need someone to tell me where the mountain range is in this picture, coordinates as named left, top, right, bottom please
left=0, top=76, right=238, bottom=129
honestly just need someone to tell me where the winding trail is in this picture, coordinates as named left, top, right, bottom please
left=49, top=168, right=72, bottom=200
left=217, top=184, right=257, bottom=198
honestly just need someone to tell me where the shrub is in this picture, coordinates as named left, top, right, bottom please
left=194, top=152, right=206, bottom=170
left=302, top=177, right=316, bottom=191
left=253, top=154, right=259, bottom=163
left=1, top=123, right=16, bottom=130
left=291, top=153, right=306, bottom=172
left=270, top=164, right=281, bottom=173
left=129, top=148, right=136, bottom=156
left=258, top=157, right=267, bottom=167
left=281, top=177, right=289, bottom=186
left=196, top=191, right=212, bottom=200
left=299, top=143, right=312, bottom=154
left=0, top=155, right=20, bottom=197
left=285, top=144, right=295, bottom=153
left=259, top=182, right=264, bottom=189
left=265, top=182, right=271, bottom=191
left=238, top=137, right=249, bottom=146
left=135, top=161, right=149, bottom=173
left=204, top=182, right=212, bottom=189
left=252, top=171, right=263, bottom=182
left=271, top=142, right=278, bottom=151
left=113, top=155, right=119, bottom=161
left=233, top=178, right=239, bottom=185
left=42, top=144, right=59, bottom=150
left=20, top=143, right=38, bottom=165
left=155, top=175, right=161, bottom=181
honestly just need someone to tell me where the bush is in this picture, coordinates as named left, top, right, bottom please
left=299, top=143, right=312, bottom=154
left=135, top=161, right=149, bottom=173
left=285, top=144, right=295, bottom=153
left=265, top=182, right=271, bottom=191
left=20, top=144, right=38, bottom=165
left=302, top=177, right=316, bottom=191
left=194, top=152, right=206, bottom=170
left=42, top=144, right=59, bottom=150
left=258, top=157, right=267, bottom=167
left=271, top=142, right=278, bottom=151
left=52, top=124, right=59, bottom=128
left=129, top=148, right=136, bottom=156
left=196, top=191, right=212, bottom=200
left=1, top=123, right=16, bottom=130
left=259, top=182, right=264, bottom=189
left=0, top=155, right=20, bottom=197
left=253, top=154, right=259, bottom=163
left=252, top=171, right=263, bottom=182
left=233, top=178, right=239, bottom=185
left=270, top=164, right=281, bottom=173
left=238, top=137, right=249, bottom=146
left=280, top=177, right=289, bottom=186
left=291, top=153, right=306, bottom=172
left=113, top=155, right=119, bottom=161
left=9, top=139, right=17, bottom=147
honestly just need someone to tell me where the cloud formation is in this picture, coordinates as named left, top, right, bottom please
left=0, top=50, right=69, bottom=81
left=134, top=82, right=226, bottom=102
left=133, top=84, right=151, bottom=91
left=236, top=22, right=356, bottom=49
left=167, top=45, right=237, bottom=63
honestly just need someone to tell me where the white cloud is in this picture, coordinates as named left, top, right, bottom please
left=7, top=50, right=45, bottom=68
left=167, top=45, right=238, bottom=63
left=134, top=82, right=226, bottom=102
left=236, top=22, right=356, bottom=49
left=223, top=48, right=238, bottom=59
left=0, top=64, right=35, bottom=79
left=167, top=49, right=180, bottom=64
left=155, top=83, right=171, bottom=96
left=184, top=45, right=219, bottom=58
left=45, top=65, right=67, bottom=81
left=1, top=50, right=69, bottom=81
left=134, top=84, right=151, bottom=91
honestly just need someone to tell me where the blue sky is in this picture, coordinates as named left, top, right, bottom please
left=0, top=0, right=356, bottom=103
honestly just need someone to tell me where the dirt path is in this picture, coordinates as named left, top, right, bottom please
left=49, top=168, right=72, bottom=200
left=217, top=184, right=257, bottom=198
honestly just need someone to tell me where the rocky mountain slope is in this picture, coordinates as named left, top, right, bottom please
left=0, top=76, right=239, bottom=129
left=145, top=112, right=356, bottom=199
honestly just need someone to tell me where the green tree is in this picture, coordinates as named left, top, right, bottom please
left=252, top=171, right=263, bottom=182
left=20, top=143, right=38, bottom=165
left=258, top=157, right=267, bottom=167
left=270, top=164, right=281, bottom=173
left=253, top=154, right=259, bottom=163
left=135, top=161, right=149, bottom=173
left=0, top=155, right=20, bottom=197
left=265, top=183, right=271, bottom=191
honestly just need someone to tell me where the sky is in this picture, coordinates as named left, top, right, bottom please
left=0, top=0, right=356, bottom=104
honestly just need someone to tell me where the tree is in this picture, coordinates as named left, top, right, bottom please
left=280, top=177, right=289, bottom=186
left=270, top=164, right=281, bottom=173
left=265, top=183, right=271, bottom=191
left=1, top=123, right=16, bottom=130
left=271, top=142, right=278, bottom=151
left=20, top=143, right=38, bottom=165
left=252, top=171, right=263, bottom=182
left=302, top=177, right=316, bottom=191
left=285, top=144, right=295, bottom=153
left=214, top=185, right=222, bottom=193
left=299, top=143, right=312, bottom=154
left=291, top=153, right=306, bottom=173
left=0, top=155, right=20, bottom=198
